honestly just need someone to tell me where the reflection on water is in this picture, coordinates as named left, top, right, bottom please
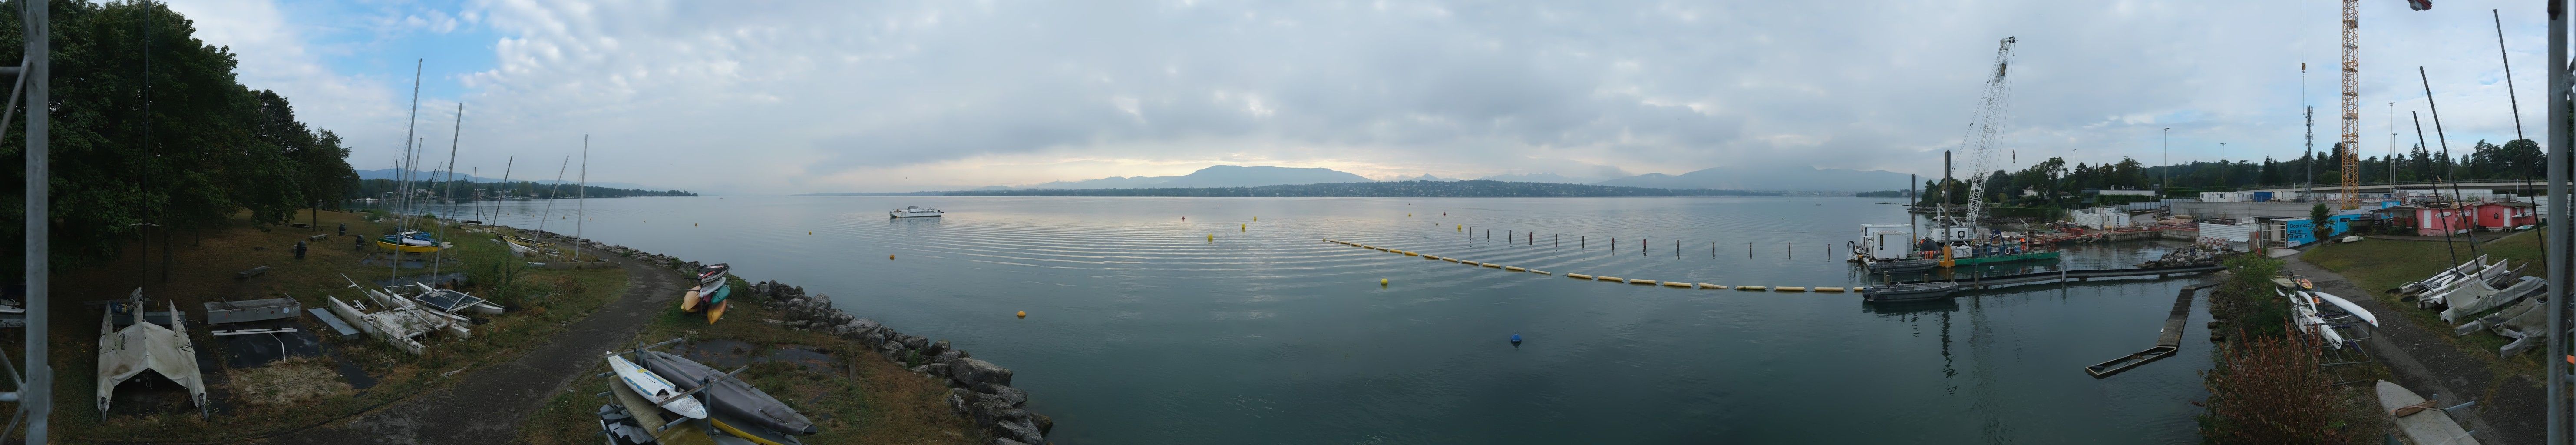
left=412, top=196, right=2210, bottom=444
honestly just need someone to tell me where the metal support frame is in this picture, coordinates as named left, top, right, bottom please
left=2548, top=2, right=2569, bottom=444
left=10, top=0, right=48, bottom=441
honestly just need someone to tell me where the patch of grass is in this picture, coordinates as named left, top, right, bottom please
left=28, top=209, right=631, bottom=442
left=2302, top=230, right=2550, bottom=402
left=515, top=277, right=975, bottom=445
left=224, top=357, right=353, bottom=407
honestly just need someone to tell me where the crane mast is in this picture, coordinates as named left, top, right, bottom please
left=2337, top=0, right=2361, bottom=209
left=1961, top=37, right=2015, bottom=233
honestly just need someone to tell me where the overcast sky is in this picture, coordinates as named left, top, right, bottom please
left=165, top=0, right=2548, bottom=194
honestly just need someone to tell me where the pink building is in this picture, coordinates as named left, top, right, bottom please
left=2468, top=201, right=2538, bottom=231
left=2411, top=204, right=2474, bottom=237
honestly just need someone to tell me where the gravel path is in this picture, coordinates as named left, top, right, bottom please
left=2282, top=257, right=2538, bottom=445
left=261, top=259, right=684, bottom=445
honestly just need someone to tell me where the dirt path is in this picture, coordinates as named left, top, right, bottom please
left=261, top=259, right=684, bottom=445
left=2280, top=257, right=2539, bottom=445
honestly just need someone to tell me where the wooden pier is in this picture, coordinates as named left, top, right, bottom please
left=2084, top=284, right=2203, bottom=378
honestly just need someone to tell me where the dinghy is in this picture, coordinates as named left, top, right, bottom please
left=640, top=351, right=819, bottom=436
left=608, top=353, right=707, bottom=419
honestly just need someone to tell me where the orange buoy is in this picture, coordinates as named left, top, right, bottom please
left=1016, top=311, right=1027, bottom=319
left=888, top=254, right=895, bottom=260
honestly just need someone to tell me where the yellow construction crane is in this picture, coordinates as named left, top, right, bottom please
left=2342, top=0, right=2435, bottom=209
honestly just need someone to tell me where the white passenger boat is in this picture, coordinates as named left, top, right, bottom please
left=889, top=206, right=944, bottom=218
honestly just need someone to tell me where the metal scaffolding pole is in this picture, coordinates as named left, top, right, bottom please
left=2547, top=1, right=2569, bottom=443
left=16, top=0, right=50, bottom=440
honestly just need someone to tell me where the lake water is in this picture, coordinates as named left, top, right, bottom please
left=427, top=196, right=2212, bottom=444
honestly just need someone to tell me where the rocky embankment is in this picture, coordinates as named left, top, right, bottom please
left=527, top=230, right=1059, bottom=445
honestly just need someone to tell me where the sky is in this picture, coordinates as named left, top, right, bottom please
left=162, top=0, right=2551, bottom=194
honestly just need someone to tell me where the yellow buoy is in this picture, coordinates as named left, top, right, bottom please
left=1208, top=234, right=1215, bottom=242
left=1241, top=224, right=1246, bottom=232
left=1017, top=311, right=1026, bottom=319
left=809, top=231, right=813, bottom=235
left=1380, top=278, right=1389, bottom=286
left=888, top=254, right=895, bottom=260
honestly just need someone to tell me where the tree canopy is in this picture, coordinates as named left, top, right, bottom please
left=0, top=0, right=359, bottom=268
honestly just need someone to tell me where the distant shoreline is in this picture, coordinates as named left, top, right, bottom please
left=794, top=180, right=1860, bottom=197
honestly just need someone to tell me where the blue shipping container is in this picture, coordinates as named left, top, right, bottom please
left=2251, top=191, right=2273, bottom=202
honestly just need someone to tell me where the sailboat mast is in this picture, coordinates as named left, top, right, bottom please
left=575, top=135, right=587, bottom=262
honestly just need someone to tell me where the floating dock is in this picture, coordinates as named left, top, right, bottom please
left=2084, top=283, right=2201, bottom=378
left=1891, top=264, right=2222, bottom=293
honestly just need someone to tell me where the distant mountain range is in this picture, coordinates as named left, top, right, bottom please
left=998, top=165, right=1374, bottom=189
left=355, top=168, right=666, bottom=191
left=946, top=180, right=1783, bottom=197
left=1591, top=166, right=1913, bottom=192
left=812, top=163, right=1915, bottom=195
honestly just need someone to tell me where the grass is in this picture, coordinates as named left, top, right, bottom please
left=514, top=276, right=978, bottom=445
left=26, top=209, right=631, bottom=442
left=2301, top=229, right=2549, bottom=420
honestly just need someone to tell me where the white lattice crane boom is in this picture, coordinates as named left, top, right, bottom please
left=1962, top=37, right=2014, bottom=230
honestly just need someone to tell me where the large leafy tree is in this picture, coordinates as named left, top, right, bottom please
left=0, top=0, right=357, bottom=269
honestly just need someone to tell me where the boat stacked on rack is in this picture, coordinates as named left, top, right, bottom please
left=680, top=263, right=734, bottom=323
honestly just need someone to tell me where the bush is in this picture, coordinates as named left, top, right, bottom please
left=2200, top=333, right=2339, bottom=444
left=2217, top=255, right=2290, bottom=339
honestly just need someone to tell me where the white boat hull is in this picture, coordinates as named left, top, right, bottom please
left=890, top=211, right=942, bottom=218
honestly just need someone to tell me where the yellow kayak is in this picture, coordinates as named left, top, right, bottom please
left=376, top=239, right=444, bottom=253
left=679, top=286, right=702, bottom=312
left=706, top=301, right=727, bottom=324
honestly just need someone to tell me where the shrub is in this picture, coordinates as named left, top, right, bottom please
left=2199, top=333, right=2338, bottom=444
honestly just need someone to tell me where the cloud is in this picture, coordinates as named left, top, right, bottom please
left=191, top=0, right=2558, bottom=193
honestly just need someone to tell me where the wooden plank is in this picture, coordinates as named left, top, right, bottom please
left=212, top=327, right=299, bottom=336
left=304, top=308, right=361, bottom=337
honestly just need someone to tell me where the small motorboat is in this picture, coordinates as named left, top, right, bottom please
left=607, top=353, right=707, bottom=419
left=1865, top=258, right=1939, bottom=273
left=1862, top=281, right=1960, bottom=302
left=889, top=206, right=945, bottom=218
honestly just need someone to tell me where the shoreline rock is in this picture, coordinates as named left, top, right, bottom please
left=530, top=228, right=1055, bottom=444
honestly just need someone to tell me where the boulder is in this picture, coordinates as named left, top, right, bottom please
left=852, top=318, right=882, bottom=335
left=864, top=332, right=887, bottom=346
left=994, top=418, right=1044, bottom=445
left=908, top=365, right=932, bottom=375
left=948, top=389, right=976, bottom=414
left=971, top=402, right=1030, bottom=429
left=1030, top=412, right=1053, bottom=435
left=993, top=438, right=1031, bottom=445
left=902, top=335, right=930, bottom=350
left=949, top=359, right=1014, bottom=387
left=927, top=363, right=952, bottom=378
left=932, top=349, right=965, bottom=365
left=925, top=339, right=951, bottom=356
left=974, top=382, right=1028, bottom=408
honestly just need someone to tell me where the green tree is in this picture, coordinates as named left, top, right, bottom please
left=2309, top=204, right=2332, bottom=242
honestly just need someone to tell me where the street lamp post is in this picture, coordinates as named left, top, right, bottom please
left=2162, top=128, right=2170, bottom=194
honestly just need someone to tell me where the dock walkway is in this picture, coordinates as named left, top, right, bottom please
left=2084, top=284, right=2202, bottom=378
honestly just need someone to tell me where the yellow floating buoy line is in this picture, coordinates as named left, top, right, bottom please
left=1319, top=239, right=1551, bottom=278
left=1540, top=270, right=1861, bottom=293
